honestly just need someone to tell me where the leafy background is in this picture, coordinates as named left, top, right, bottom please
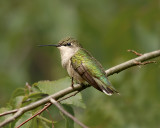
left=0, top=0, right=160, bottom=127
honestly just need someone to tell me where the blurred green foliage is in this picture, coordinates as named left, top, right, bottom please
left=0, top=78, right=85, bottom=128
left=0, top=0, right=160, bottom=127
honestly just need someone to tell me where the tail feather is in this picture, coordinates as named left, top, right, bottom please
left=101, top=86, right=119, bottom=96
left=93, top=77, right=119, bottom=96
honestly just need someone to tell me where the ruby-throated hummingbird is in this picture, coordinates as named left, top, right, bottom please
left=39, top=37, right=119, bottom=95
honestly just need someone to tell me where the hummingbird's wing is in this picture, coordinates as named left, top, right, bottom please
left=71, top=48, right=119, bottom=95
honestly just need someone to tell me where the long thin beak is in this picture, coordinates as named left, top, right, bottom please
left=37, top=44, right=60, bottom=47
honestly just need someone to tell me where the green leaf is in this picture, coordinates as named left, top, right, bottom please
left=31, top=118, right=38, bottom=128
left=37, top=77, right=71, bottom=95
left=11, top=96, right=24, bottom=108
left=37, top=77, right=86, bottom=108
left=39, top=119, right=50, bottom=128
left=37, top=115, right=54, bottom=124
left=31, top=83, right=42, bottom=93
left=60, top=105, right=74, bottom=128
left=22, top=92, right=45, bottom=104
left=61, top=93, right=86, bottom=109
left=31, top=115, right=54, bottom=128
left=14, top=112, right=32, bottom=128
left=10, top=88, right=25, bottom=100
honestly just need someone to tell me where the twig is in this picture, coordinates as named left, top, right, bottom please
left=128, top=50, right=156, bottom=65
left=16, top=103, right=52, bottom=128
left=128, top=49, right=143, bottom=56
left=15, top=91, right=80, bottom=127
left=0, top=91, right=81, bottom=118
left=0, top=85, right=85, bottom=127
left=133, top=60, right=156, bottom=65
left=50, top=98, right=88, bottom=128
left=0, top=50, right=160, bottom=127
left=14, top=91, right=80, bottom=128
left=25, top=82, right=32, bottom=92
left=45, top=108, right=54, bottom=128
left=0, top=109, right=18, bottom=117
left=105, top=50, right=160, bottom=75
left=58, top=91, right=80, bottom=102
left=14, top=91, right=80, bottom=127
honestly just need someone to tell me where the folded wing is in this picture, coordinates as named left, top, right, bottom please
left=71, top=49, right=119, bottom=95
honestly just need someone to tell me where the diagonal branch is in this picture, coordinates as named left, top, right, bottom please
left=16, top=103, right=52, bottom=128
left=0, top=109, right=18, bottom=117
left=0, top=84, right=86, bottom=127
left=0, top=50, right=160, bottom=127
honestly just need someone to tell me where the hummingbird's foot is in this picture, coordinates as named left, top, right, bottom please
left=71, top=77, right=74, bottom=88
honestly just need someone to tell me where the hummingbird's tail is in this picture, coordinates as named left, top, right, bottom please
left=93, top=77, right=119, bottom=95
left=100, top=85, right=119, bottom=96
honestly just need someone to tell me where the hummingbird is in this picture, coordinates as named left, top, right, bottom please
left=39, top=37, right=119, bottom=95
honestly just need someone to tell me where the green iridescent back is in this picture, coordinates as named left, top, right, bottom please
left=71, top=48, right=111, bottom=86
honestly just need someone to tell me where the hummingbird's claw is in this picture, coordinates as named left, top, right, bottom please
left=71, top=77, right=74, bottom=88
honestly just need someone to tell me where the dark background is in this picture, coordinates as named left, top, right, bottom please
left=0, top=0, right=160, bottom=127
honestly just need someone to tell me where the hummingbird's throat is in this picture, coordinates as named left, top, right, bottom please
left=59, top=46, right=79, bottom=67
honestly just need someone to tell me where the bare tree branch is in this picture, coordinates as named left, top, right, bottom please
left=105, top=50, right=160, bottom=76
left=0, top=50, right=160, bottom=127
left=0, top=109, right=18, bottom=117
left=16, top=91, right=82, bottom=128
left=50, top=98, right=88, bottom=128
left=0, top=84, right=86, bottom=127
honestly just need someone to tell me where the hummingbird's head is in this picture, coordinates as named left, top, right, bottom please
left=58, top=37, right=81, bottom=48
left=38, top=37, right=82, bottom=49
left=57, top=37, right=82, bottom=57
left=38, top=37, right=82, bottom=60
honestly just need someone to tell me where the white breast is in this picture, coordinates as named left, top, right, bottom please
left=58, top=46, right=85, bottom=83
left=58, top=46, right=79, bottom=68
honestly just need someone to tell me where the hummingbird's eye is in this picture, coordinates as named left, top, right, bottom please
left=67, top=43, right=71, bottom=46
